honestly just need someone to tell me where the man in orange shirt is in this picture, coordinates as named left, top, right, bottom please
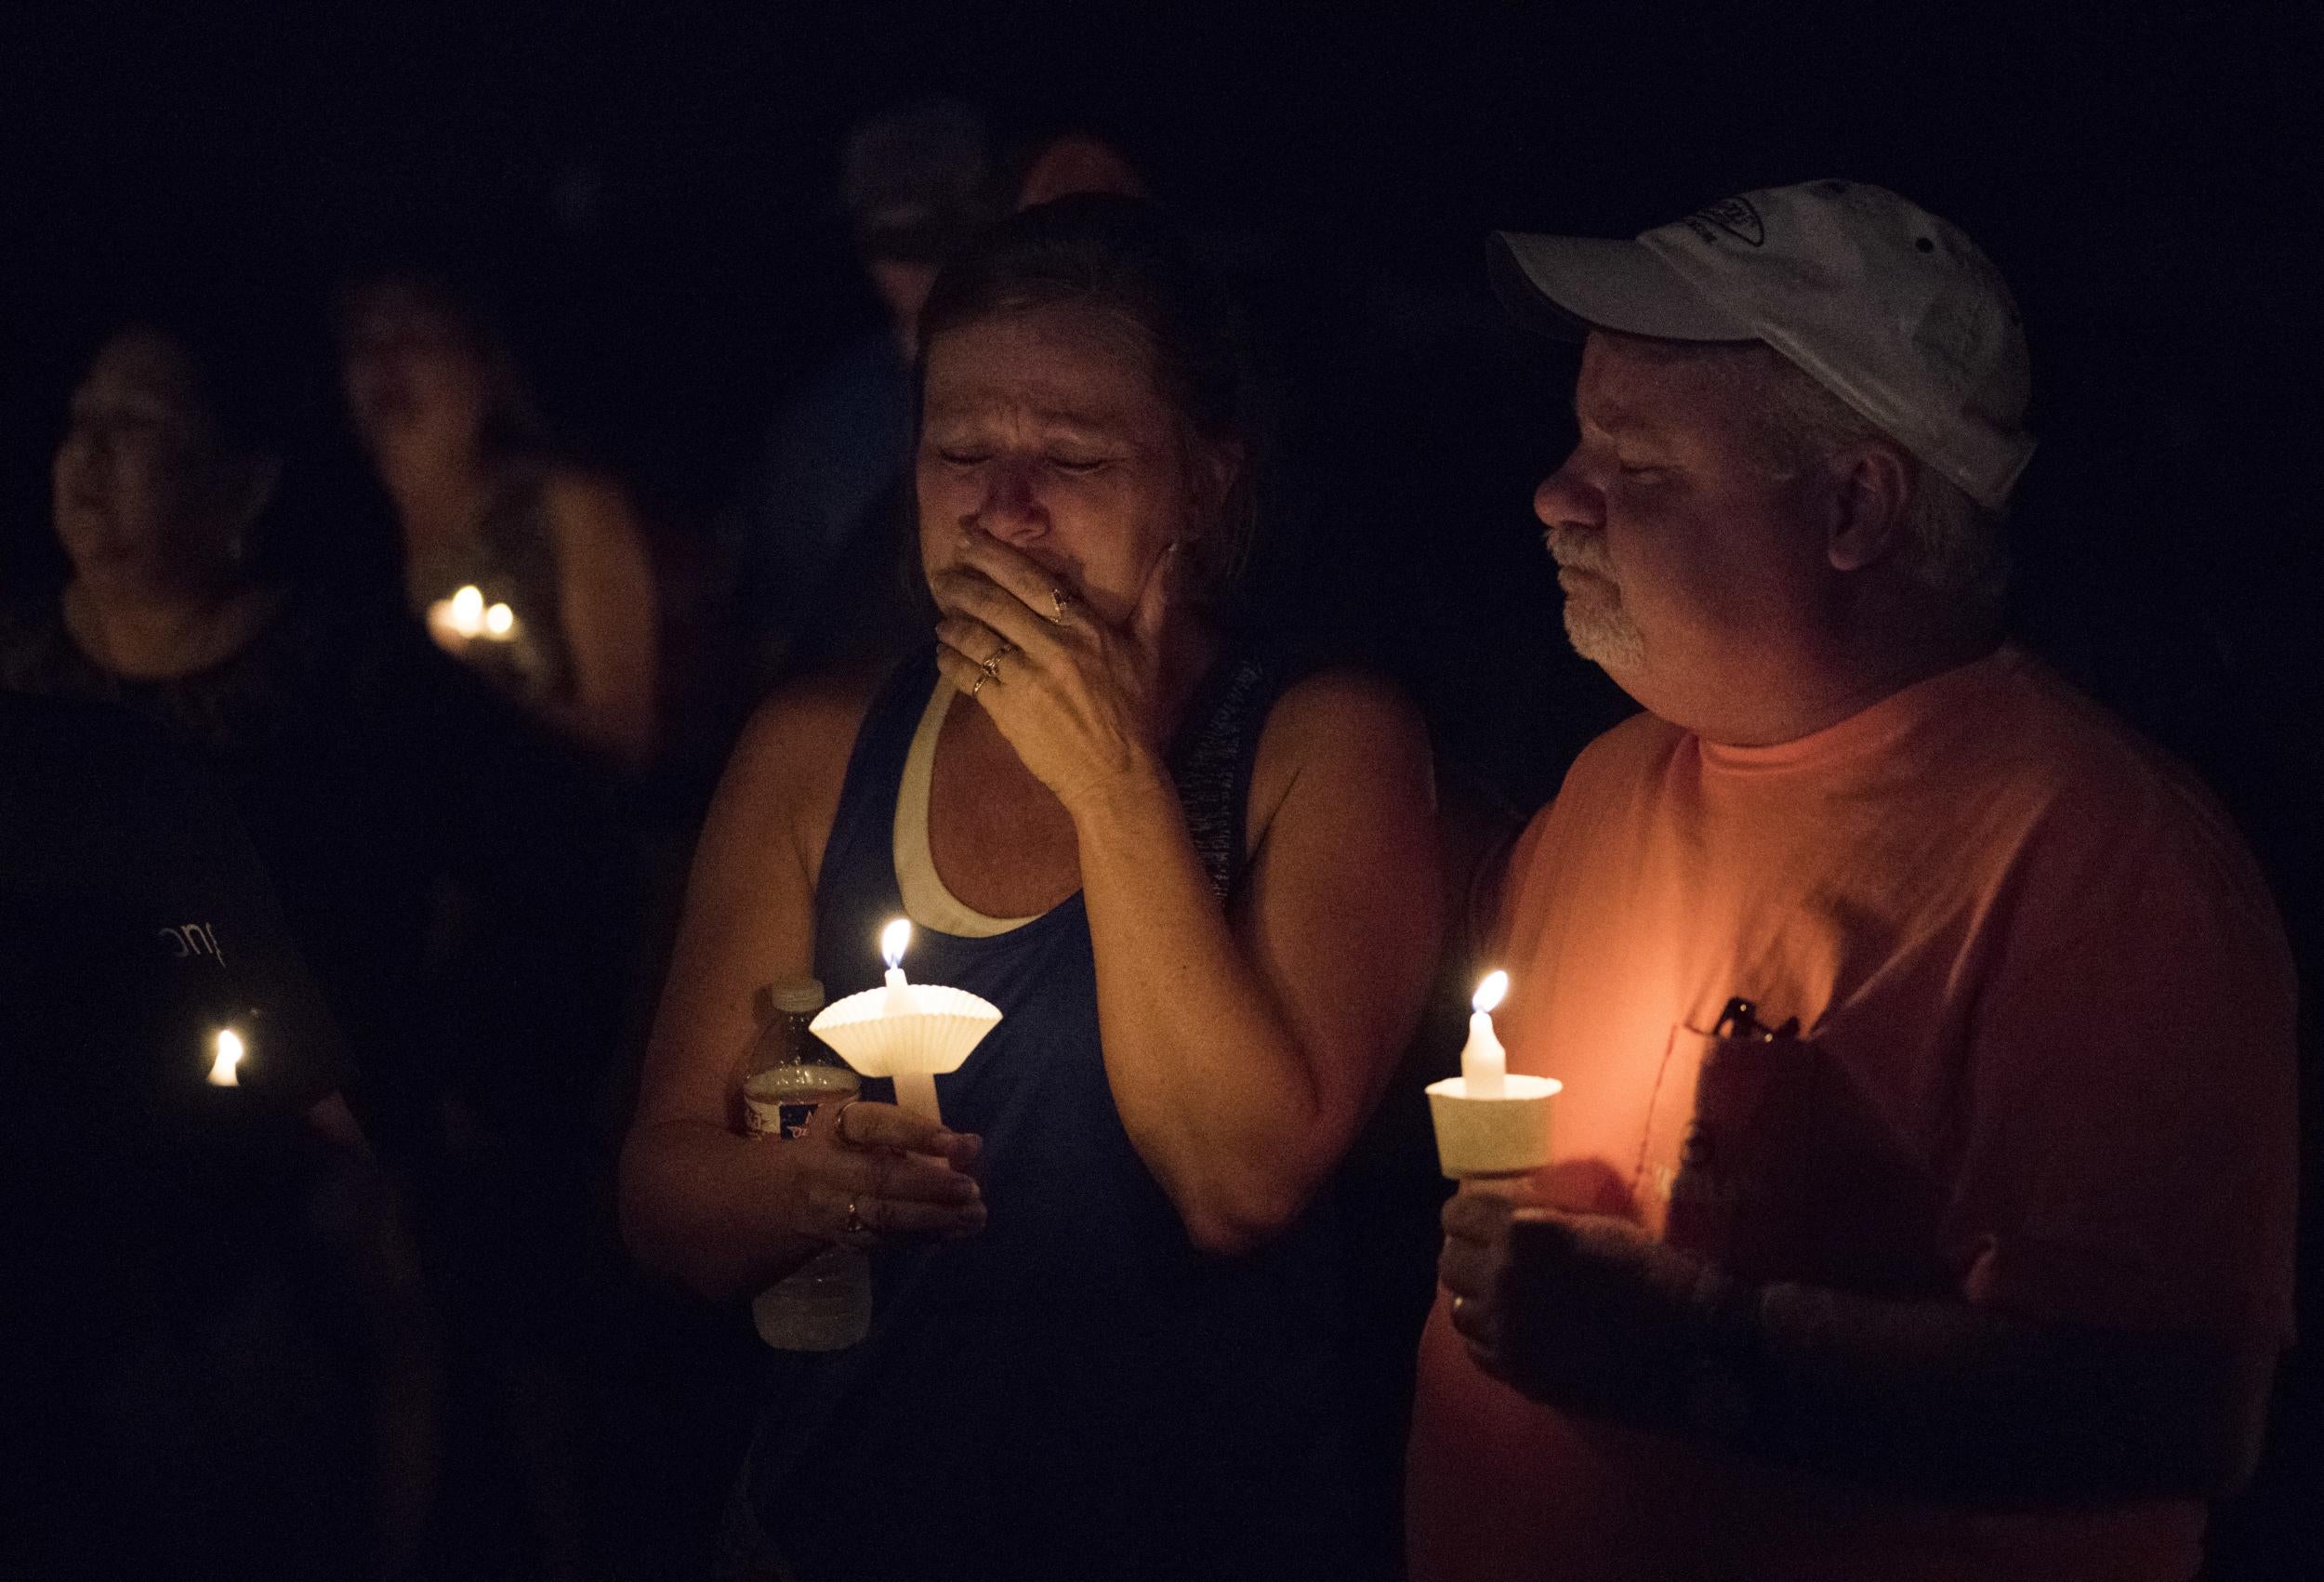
left=1408, top=181, right=2296, bottom=1582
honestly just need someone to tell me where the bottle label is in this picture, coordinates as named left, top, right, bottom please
left=742, top=1062, right=860, bottom=1140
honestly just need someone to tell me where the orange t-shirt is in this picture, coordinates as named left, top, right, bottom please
left=1407, top=646, right=2296, bottom=1582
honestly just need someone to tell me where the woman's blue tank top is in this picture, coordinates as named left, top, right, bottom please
left=741, top=648, right=1358, bottom=1582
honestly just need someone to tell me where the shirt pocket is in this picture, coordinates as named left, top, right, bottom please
left=1640, top=1023, right=1948, bottom=1295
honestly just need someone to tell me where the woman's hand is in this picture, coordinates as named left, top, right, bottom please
left=931, top=528, right=1182, bottom=814
left=785, top=1097, right=987, bottom=1246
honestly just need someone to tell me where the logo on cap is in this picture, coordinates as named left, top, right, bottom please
left=1684, top=196, right=1765, bottom=248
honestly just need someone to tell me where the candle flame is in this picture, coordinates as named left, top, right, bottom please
left=881, top=917, right=912, bottom=969
left=483, top=601, right=515, bottom=637
left=1472, top=970, right=1509, bottom=1015
left=448, top=585, right=485, bottom=637
left=206, top=1027, right=244, bottom=1088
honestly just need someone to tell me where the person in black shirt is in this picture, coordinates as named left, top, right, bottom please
left=2, top=308, right=580, bottom=1157
left=0, top=692, right=428, bottom=1578
left=4, top=299, right=642, bottom=1574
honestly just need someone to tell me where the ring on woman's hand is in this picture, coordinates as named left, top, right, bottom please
left=1048, top=587, right=1076, bottom=624
left=979, top=640, right=1015, bottom=679
left=831, top=1098, right=863, bottom=1144
left=843, top=1196, right=866, bottom=1237
left=971, top=670, right=991, bottom=697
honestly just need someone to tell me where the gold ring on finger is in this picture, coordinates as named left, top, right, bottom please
left=1049, top=587, right=1076, bottom=624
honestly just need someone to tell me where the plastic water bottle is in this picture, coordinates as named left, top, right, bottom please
left=741, top=978, right=873, bottom=1350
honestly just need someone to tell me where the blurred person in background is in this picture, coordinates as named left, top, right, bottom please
left=1, top=298, right=635, bottom=1577
left=720, top=97, right=997, bottom=696
left=334, top=265, right=661, bottom=1575
left=1006, top=127, right=1150, bottom=209
left=1, top=687, right=420, bottom=1579
left=0, top=304, right=561, bottom=1163
left=626, top=196, right=1441, bottom=1582
left=337, top=268, right=659, bottom=769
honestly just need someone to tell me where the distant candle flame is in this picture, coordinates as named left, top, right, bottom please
left=1472, top=970, right=1509, bottom=1016
left=482, top=601, right=515, bottom=638
left=881, top=918, right=912, bottom=970
left=447, top=585, right=485, bottom=637
left=206, top=1027, right=244, bottom=1088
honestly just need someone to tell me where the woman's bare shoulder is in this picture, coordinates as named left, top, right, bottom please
left=529, top=458, right=632, bottom=512
left=741, top=664, right=887, bottom=761
left=1248, top=666, right=1434, bottom=830
left=720, top=662, right=893, bottom=871
left=523, top=461, right=646, bottom=552
left=1263, top=666, right=1431, bottom=758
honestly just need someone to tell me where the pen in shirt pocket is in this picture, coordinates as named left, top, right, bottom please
left=1714, top=995, right=1801, bottom=1043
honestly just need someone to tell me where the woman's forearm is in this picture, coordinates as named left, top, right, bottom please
left=618, top=1118, right=824, bottom=1299
left=1074, top=762, right=1336, bottom=1254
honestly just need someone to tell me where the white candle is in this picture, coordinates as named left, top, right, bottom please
left=1428, top=970, right=1559, bottom=1179
left=1460, top=970, right=1510, bottom=1096
left=880, top=918, right=916, bottom=1017
left=206, top=1027, right=244, bottom=1088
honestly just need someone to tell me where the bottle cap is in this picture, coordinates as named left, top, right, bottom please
left=770, top=978, right=826, bottom=1015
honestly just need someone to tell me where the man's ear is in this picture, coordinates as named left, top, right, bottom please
left=1826, top=439, right=1914, bottom=573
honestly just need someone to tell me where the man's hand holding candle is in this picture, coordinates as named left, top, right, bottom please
left=1440, top=1192, right=1755, bottom=1429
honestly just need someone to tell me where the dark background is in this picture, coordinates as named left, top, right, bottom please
left=3, top=1, right=2318, bottom=1575
left=3, top=3, right=2319, bottom=800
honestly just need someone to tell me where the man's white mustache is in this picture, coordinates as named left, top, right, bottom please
left=1544, top=527, right=1615, bottom=580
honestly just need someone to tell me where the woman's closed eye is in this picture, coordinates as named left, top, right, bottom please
left=926, top=442, right=1116, bottom=473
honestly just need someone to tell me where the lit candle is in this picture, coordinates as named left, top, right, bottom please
left=809, top=917, right=1000, bottom=1129
left=1425, top=969, right=1559, bottom=1180
left=880, top=918, right=915, bottom=1017
left=426, top=585, right=493, bottom=647
left=448, top=585, right=485, bottom=637
left=1461, top=970, right=1510, bottom=1096
left=206, top=1027, right=244, bottom=1088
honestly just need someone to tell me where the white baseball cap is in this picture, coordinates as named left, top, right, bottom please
left=1490, top=180, right=2035, bottom=511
